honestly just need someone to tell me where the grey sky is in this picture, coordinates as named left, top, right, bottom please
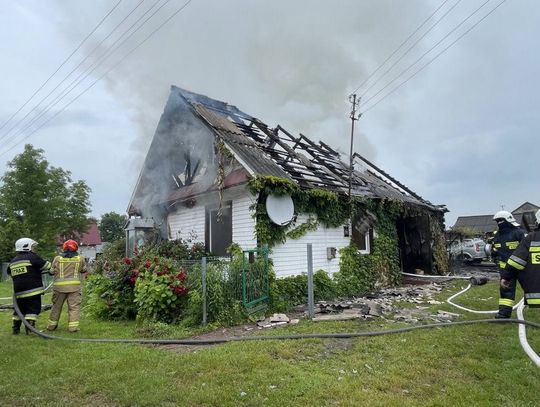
left=1, top=0, right=538, bottom=228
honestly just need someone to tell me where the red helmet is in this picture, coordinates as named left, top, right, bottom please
left=63, top=239, right=78, bottom=252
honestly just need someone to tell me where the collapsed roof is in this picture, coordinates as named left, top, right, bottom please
left=128, top=86, right=446, bottom=215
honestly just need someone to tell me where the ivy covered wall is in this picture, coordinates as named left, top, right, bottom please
left=247, top=175, right=448, bottom=293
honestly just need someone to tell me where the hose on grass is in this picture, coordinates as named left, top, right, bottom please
left=0, top=281, right=53, bottom=302
left=12, top=293, right=540, bottom=345
left=444, top=280, right=540, bottom=368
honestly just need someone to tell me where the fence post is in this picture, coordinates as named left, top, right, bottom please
left=307, top=243, right=314, bottom=319
left=201, top=257, right=207, bottom=326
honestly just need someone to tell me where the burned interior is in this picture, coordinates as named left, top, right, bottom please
left=128, top=86, right=446, bottom=271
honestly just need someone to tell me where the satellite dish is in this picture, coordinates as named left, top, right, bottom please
left=266, top=194, right=295, bottom=226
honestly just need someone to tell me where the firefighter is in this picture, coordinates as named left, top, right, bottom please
left=47, top=239, right=87, bottom=332
left=490, top=210, right=525, bottom=318
left=502, top=209, right=540, bottom=307
left=7, top=238, right=51, bottom=334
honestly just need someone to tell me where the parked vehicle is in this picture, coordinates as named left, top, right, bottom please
left=448, top=238, right=487, bottom=264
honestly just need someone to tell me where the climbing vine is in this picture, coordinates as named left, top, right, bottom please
left=429, top=212, right=449, bottom=275
left=247, top=175, right=448, bottom=291
left=248, top=176, right=349, bottom=246
left=334, top=199, right=402, bottom=296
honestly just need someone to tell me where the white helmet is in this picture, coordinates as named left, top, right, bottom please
left=15, top=238, right=38, bottom=252
left=493, top=210, right=519, bottom=226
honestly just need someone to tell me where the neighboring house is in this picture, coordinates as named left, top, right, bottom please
left=452, top=202, right=540, bottom=235
left=128, top=86, right=447, bottom=277
left=70, top=222, right=102, bottom=260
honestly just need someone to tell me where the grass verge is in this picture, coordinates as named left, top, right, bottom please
left=0, top=280, right=539, bottom=406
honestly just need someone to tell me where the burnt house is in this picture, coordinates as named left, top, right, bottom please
left=128, top=86, right=447, bottom=277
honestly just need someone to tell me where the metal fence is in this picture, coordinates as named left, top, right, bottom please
left=174, top=249, right=270, bottom=325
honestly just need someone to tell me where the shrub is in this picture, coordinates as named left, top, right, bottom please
left=269, top=270, right=338, bottom=312
left=134, top=256, right=189, bottom=323
left=83, top=260, right=137, bottom=320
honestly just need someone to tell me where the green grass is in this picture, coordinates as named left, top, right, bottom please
left=0, top=280, right=539, bottom=406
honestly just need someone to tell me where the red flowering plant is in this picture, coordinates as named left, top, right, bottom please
left=133, top=254, right=190, bottom=323
left=84, top=242, right=142, bottom=320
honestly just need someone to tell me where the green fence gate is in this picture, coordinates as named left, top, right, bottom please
left=241, top=248, right=270, bottom=313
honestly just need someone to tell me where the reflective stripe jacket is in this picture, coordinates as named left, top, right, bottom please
left=7, top=252, right=51, bottom=298
left=503, top=229, right=540, bottom=306
left=51, top=253, right=87, bottom=293
left=492, top=226, right=525, bottom=269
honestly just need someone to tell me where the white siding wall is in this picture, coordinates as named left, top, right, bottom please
left=167, top=188, right=351, bottom=277
left=167, top=186, right=257, bottom=250
left=167, top=202, right=206, bottom=243
left=231, top=192, right=257, bottom=249
left=271, top=214, right=350, bottom=277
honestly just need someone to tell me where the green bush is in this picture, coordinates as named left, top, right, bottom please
left=83, top=264, right=137, bottom=320
left=134, top=256, right=189, bottom=324
left=269, top=270, right=339, bottom=312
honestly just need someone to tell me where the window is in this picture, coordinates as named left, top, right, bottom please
left=205, top=201, right=232, bottom=256
left=351, top=216, right=373, bottom=254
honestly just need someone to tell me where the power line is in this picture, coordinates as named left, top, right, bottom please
left=0, top=0, right=123, bottom=132
left=0, top=0, right=195, bottom=158
left=349, top=0, right=452, bottom=96
left=358, top=0, right=463, bottom=99
left=2, top=0, right=169, bottom=148
left=361, top=0, right=493, bottom=109
left=0, top=0, right=147, bottom=144
left=361, top=0, right=507, bottom=114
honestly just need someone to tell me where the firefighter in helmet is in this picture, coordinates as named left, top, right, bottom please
left=502, top=209, right=540, bottom=307
left=7, top=238, right=51, bottom=334
left=490, top=210, right=525, bottom=318
left=47, top=239, right=87, bottom=332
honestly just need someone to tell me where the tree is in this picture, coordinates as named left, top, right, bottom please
left=0, top=144, right=92, bottom=261
left=99, top=212, right=127, bottom=242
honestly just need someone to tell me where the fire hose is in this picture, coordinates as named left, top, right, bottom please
left=6, top=272, right=540, bottom=368
left=0, top=281, right=53, bottom=302
left=403, top=272, right=540, bottom=368
left=10, top=293, right=540, bottom=354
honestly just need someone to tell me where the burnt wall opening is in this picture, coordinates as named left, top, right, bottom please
left=397, top=215, right=433, bottom=274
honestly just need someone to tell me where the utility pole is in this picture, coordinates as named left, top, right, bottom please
left=348, top=94, right=361, bottom=201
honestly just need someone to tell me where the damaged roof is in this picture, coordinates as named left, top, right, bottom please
left=175, top=86, right=444, bottom=211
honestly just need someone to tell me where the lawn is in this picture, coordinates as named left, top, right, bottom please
left=0, top=279, right=539, bottom=406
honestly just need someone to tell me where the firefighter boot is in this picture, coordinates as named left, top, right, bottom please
left=25, top=320, right=36, bottom=335
left=12, top=320, right=22, bottom=335
left=495, top=308, right=512, bottom=319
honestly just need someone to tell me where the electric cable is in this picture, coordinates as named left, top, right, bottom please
left=0, top=0, right=148, bottom=145
left=361, top=0, right=507, bottom=114
left=0, top=0, right=195, bottom=158
left=361, top=0, right=495, bottom=109
left=349, top=0, right=453, bottom=96
left=0, top=0, right=169, bottom=152
left=0, top=0, right=123, bottom=133
left=357, top=0, right=463, bottom=99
